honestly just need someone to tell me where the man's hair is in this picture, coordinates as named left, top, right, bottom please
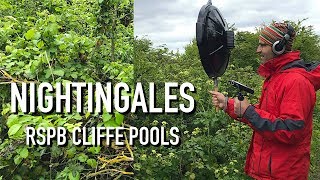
left=259, top=22, right=296, bottom=52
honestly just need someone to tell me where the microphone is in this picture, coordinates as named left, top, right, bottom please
left=229, top=80, right=254, bottom=95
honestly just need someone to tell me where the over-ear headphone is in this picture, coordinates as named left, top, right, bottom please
left=272, top=23, right=294, bottom=55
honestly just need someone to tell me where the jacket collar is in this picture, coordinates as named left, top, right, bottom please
left=257, top=51, right=301, bottom=78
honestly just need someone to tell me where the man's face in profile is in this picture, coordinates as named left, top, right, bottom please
left=256, top=40, right=275, bottom=63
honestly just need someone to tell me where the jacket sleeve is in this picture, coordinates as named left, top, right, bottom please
left=225, top=98, right=255, bottom=128
left=226, top=75, right=315, bottom=145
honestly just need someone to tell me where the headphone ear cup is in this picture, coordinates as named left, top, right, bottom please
left=272, top=40, right=285, bottom=55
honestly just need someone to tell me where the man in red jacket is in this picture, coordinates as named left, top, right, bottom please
left=211, top=22, right=320, bottom=179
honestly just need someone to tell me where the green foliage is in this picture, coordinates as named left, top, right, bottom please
left=231, top=31, right=260, bottom=69
left=0, top=0, right=133, bottom=179
left=291, top=19, right=320, bottom=61
left=310, top=92, right=320, bottom=180
left=134, top=37, right=257, bottom=179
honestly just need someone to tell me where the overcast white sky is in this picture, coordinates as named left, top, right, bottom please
left=134, top=0, right=320, bottom=53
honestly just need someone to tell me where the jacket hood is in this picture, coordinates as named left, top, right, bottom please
left=258, top=51, right=320, bottom=91
left=283, top=60, right=320, bottom=91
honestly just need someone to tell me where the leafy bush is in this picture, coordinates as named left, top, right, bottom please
left=0, top=0, right=134, bottom=179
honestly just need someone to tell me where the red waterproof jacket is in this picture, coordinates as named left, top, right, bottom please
left=226, top=51, right=320, bottom=179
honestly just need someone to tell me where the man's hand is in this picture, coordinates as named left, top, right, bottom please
left=234, top=97, right=250, bottom=117
left=209, top=91, right=226, bottom=110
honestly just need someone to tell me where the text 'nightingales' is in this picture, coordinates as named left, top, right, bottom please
left=11, top=82, right=195, bottom=113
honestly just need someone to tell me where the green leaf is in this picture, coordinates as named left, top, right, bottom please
left=17, top=115, right=32, bottom=124
left=85, top=112, right=91, bottom=119
left=115, top=112, right=124, bottom=125
left=14, top=155, right=22, bottom=165
left=45, top=69, right=52, bottom=79
left=77, top=153, right=88, bottom=162
left=59, top=44, right=67, bottom=51
left=25, top=29, right=36, bottom=40
left=34, top=32, right=41, bottom=40
left=20, top=148, right=29, bottom=158
left=68, top=172, right=80, bottom=180
left=51, top=143, right=63, bottom=158
left=8, top=124, right=22, bottom=136
left=7, top=115, right=18, bottom=127
left=47, top=23, right=59, bottom=35
left=87, top=159, right=97, bottom=168
left=1, top=107, right=10, bottom=115
left=48, top=14, right=56, bottom=22
left=17, top=61, right=25, bottom=67
left=5, top=45, right=13, bottom=53
left=73, top=113, right=82, bottom=120
left=70, top=72, right=78, bottom=79
left=88, top=146, right=101, bottom=154
left=104, top=120, right=118, bottom=127
left=189, top=173, right=196, bottom=179
left=37, top=41, right=44, bottom=48
left=102, top=112, right=112, bottom=122
left=53, top=69, right=65, bottom=76
left=133, top=163, right=141, bottom=171
left=66, top=147, right=77, bottom=158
